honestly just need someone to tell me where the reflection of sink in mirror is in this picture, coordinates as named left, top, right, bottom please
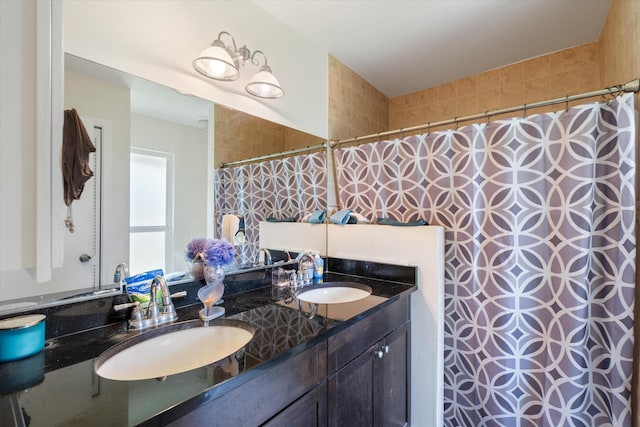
left=295, top=282, right=372, bottom=305
left=95, top=320, right=254, bottom=381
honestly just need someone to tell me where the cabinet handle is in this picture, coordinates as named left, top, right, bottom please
left=374, top=345, right=390, bottom=359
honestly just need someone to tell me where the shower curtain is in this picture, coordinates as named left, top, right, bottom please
left=334, top=93, right=636, bottom=426
left=215, top=151, right=327, bottom=265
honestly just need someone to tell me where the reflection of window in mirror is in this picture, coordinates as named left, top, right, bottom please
left=129, top=148, right=174, bottom=275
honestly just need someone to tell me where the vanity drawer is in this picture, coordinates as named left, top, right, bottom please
left=327, top=294, right=409, bottom=373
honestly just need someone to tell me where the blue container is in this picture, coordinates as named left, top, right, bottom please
left=0, top=314, right=46, bottom=362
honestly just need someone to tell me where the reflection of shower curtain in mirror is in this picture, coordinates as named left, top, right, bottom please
left=214, top=152, right=327, bottom=265
left=333, top=94, right=636, bottom=426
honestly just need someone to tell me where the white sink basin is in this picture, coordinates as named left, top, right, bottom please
left=95, top=320, right=254, bottom=381
left=295, top=282, right=372, bottom=304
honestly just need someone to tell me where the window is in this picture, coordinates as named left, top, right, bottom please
left=129, top=149, right=173, bottom=275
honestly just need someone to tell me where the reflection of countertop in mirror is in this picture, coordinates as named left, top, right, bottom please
left=1, top=263, right=415, bottom=426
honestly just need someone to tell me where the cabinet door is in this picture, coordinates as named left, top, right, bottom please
left=329, top=321, right=410, bottom=427
left=375, top=321, right=409, bottom=427
left=328, top=348, right=375, bottom=426
left=263, top=381, right=327, bottom=427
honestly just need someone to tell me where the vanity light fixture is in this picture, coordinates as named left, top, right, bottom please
left=192, top=31, right=284, bottom=99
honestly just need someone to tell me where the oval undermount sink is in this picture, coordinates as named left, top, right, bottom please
left=95, top=319, right=254, bottom=381
left=295, top=282, right=372, bottom=304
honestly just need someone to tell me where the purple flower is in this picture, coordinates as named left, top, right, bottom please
left=185, top=237, right=209, bottom=261
left=203, top=239, right=235, bottom=266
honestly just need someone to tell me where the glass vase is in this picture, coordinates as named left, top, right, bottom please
left=204, top=264, right=226, bottom=285
left=203, top=264, right=225, bottom=305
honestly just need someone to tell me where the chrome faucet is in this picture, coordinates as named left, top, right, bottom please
left=258, top=248, right=272, bottom=265
left=113, top=263, right=129, bottom=284
left=128, top=276, right=178, bottom=330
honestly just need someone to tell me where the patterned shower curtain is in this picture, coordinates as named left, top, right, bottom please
left=334, top=94, right=636, bottom=426
left=214, top=151, right=327, bottom=265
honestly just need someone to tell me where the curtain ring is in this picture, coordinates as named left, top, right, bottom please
left=485, top=111, right=491, bottom=125
left=454, top=117, right=459, bottom=130
left=400, top=127, right=404, bottom=139
left=565, top=95, right=570, bottom=112
left=377, top=132, right=381, bottom=143
left=523, top=103, right=527, bottom=118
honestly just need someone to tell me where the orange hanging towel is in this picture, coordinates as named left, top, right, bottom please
left=62, top=108, right=96, bottom=206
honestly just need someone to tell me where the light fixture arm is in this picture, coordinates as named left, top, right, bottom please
left=216, top=31, right=238, bottom=53
left=249, top=50, right=268, bottom=68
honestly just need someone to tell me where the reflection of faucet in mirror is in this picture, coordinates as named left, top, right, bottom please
left=113, top=263, right=129, bottom=284
left=258, top=248, right=272, bottom=266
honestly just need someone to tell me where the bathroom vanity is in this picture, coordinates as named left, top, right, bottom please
left=0, top=259, right=415, bottom=426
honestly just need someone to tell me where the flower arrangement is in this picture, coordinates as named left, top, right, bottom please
left=185, top=237, right=208, bottom=261
left=203, top=239, right=235, bottom=266
left=185, top=237, right=235, bottom=266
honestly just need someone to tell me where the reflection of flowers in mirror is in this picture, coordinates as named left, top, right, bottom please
left=203, top=239, right=235, bottom=266
left=185, top=237, right=208, bottom=280
left=185, top=237, right=235, bottom=280
left=185, top=237, right=208, bottom=261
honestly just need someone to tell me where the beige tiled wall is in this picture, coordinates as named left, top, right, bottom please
left=599, top=0, right=639, bottom=100
left=328, top=55, right=389, bottom=141
left=214, top=105, right=324, bottom=167
left=388, top=42, right=601, bottom=131
left=327, top=0, right=637, bottom=140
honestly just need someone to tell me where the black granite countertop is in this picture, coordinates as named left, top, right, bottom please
left=0, top=261, right=415, bottom=427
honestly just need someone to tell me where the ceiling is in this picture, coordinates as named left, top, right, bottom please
left=254, top=0, right=611, bottom=98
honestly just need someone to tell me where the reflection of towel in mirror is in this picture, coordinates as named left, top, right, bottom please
left=376, top=217, right=429, bottom=226
left=266, top=216, right=296, bottom=223
left=63, top=108, right=96, bottom=206
left=307, top=210, right=326, bottom=224
left=329, top=209, right=352, bottom=224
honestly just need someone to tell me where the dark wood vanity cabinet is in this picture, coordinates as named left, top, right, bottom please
left=168, top=294, right=410, bottom=427
left=327, top=295, right=410, bottom=427
left=263, top=381, right=328, bottom=426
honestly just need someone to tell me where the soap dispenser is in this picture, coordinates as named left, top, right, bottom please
left=313, top=253, right=324, bottom=279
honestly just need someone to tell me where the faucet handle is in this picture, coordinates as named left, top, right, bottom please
left=113, top=301, right=137, bottom=312
left=130, top=302, right=144, bottom=321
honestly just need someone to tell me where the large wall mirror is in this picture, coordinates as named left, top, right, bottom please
left=0, top=53, right=326, bottom=314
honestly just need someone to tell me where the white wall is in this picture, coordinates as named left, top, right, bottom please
left=0, top=0, right=63, bottom=301
left=0, top=0, right=37, bottom=276
left=62, top=0, right=329, bottom=139
left=130, top=114, right=208, bottom=273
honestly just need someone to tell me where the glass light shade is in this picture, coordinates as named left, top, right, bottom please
left=245, top=67, right=284, bottom=99
left=192, top=45, right=240, bottom=81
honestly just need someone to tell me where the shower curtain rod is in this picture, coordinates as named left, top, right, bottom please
left=220, top=142, right=327, bottom=168
left=329, top=78, right=640, bottom=148
left=219, top=78, right=639, bottom=168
